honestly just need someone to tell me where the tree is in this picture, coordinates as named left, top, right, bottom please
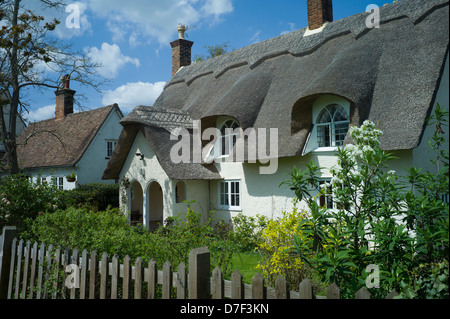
left=193, top=41, right=231, bottom=63
left=0, top=0, right=104, bottom=174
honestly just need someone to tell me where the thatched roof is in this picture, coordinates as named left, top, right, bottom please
left=103, top=0, right=449, bottom=180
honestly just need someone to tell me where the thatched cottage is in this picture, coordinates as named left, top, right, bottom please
left=103, top=0, right=449, bottom=230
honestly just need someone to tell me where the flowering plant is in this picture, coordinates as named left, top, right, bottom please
left=284, top=106, right=449, bottom=298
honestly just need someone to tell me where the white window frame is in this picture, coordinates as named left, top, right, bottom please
left=106, top=140, right=117, bottom=159
left=316, top=104, right=349, bottom=149
left=317, top=179, right=349, bottom=213
left=218, top=180, right=242, bottom=211
left=52, top=177, right=64, bottom=190
left=302, top=95, right=351, bottom=155
left=208, top=118, right=240, bottom=161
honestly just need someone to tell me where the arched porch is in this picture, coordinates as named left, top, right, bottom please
left=147, top=180, right=164, bottom=231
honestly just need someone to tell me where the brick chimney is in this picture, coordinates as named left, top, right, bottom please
left=55, top=74, right=75, bottom=120
left=307, top=0, right=333, bottom=31
left=170, top=25, right=194, bottom=76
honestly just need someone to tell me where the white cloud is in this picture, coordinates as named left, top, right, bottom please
left=202, top=0, right=234, bottom=17
left=85, top=0, right=234, bottom=45
left=24, top=104, right=56, bottom=122
left=85, top=43, right=140, bottom=79
left=102, top=81, right=166, bottom=113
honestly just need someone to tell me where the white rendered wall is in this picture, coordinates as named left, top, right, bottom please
left=412, top=53, right=449, bottom=173
left=76, top=108, right=123, bottom=185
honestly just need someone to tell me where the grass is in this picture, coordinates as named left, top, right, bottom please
left=231, top=251, right=262, bottom=284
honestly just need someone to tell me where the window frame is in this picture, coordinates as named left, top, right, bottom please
left=175, top=181, right=187, bottom=204
left=302, top=96, right=351, bottom=155
left=106, top=140, right=118, bottom=159
left=316, top=104, right=350, bottom=149
left=209, top=118, right=240, bottom=161
left=52, top=176, right=64, bottom=190
left=218, top=179, right=242, bottom=211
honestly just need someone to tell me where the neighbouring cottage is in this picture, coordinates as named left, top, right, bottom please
left=16, top=76, right=124, bottom=190
left=103, top=0, right=449, bottom=230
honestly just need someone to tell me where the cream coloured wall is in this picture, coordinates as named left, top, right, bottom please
left=76, top=108, right=123, bottom=185
left=412, top=53, right=449, bottom=173
left=23, top=107, right=123, bottom=191
left=210, top=153, right=339, bottom=222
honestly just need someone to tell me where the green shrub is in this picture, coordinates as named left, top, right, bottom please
left=256, top=208, right=319, bottom=291
left=27, top=201, right=236, bottom=278
left=229, top=213, right=269, bottom=252
left=65, top=183, right=119, bottom=211
left=0, top=174, right=66, bottom=233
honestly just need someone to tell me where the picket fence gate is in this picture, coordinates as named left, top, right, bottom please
left=0, top=227, right=399, bottom=300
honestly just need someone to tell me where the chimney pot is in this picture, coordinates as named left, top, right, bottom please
left=178, top=24, right=186, bottom=40
left=307, top=0, right=333, bottom=31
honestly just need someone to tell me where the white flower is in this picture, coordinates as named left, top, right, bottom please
left=362, top=145, right=374, bottom=154
left=320, top=182, right=331, bottom=189
left=344, top=144, right=356, bottom=152
left=331, top=176, right=342, bottom=186
left=330, top=164, right=342, bottom=175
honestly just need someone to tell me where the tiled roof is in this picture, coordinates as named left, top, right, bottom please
left=17, top=104, right=119, bottom=169
left=120, top=106, right=193, bottom=130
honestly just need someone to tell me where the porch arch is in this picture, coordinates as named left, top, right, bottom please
left=147, top=181, right=164, bottom=231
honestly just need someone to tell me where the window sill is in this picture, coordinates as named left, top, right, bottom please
left=312, top=147, right=339, bottom=153
left=217, top=206, right=242, bottom=212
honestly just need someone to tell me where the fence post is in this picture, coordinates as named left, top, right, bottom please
left=212, top=266, right=224, bottom=299
left=0, top=227, right=18, bottom=299
left=299, top=278, right=314, bottom=299
left=188, top=247, right=210, bottom=299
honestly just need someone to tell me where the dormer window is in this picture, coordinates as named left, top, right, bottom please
left=301, top=96, right=351, bottom=155
left=316, top=104, right=349, bottom=148
left=219, top=119, right=239, bottom=157
left=207, top=118, right=241, bottom=161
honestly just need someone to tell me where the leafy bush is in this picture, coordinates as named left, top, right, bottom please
left=256, top=208, right=317, bottom=291
left=65, top=183, right=119, bottom=211
left=27, top=201, right=237, bottom=278
left=229, top=213, right=269, bottom=252
left=0, top=174, right=66, bottom=233
left=398, top=260, right=449, bottom=299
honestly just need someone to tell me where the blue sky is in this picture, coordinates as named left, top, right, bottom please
left=24, top=0, right=391, bottom=122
